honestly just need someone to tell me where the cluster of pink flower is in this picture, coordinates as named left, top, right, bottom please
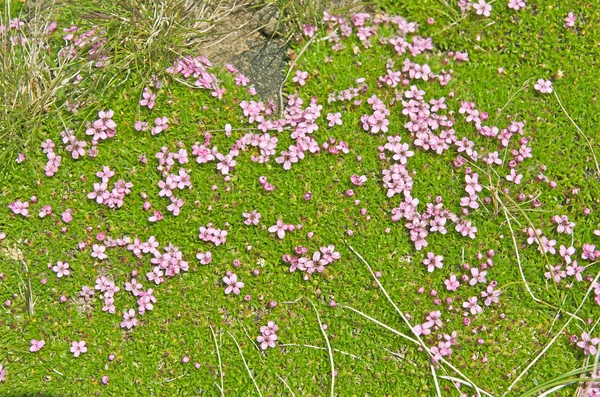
left=284, top=95, right=322, bottom=139
left=198, top=224, right=228, bottom=246
left=401, top=90, right=455, bottom=155
left=0, top=18, right=27, bottom=46
left=7, top=199, right=29, bottom=217
left=84, top=110, right=117, bottom=157
left=256, top=321, right=278, bottom=350
left=148, top=244, right=189, bottom=282
left=383, top=135, right=414, bottom=164
left=460, top=172, right=482, bottom=211
left=95, top=276, right=120, bottom=314
left=87, top=166, right=133, bottom=209
left=223, top=271, right=244, bottom=295
left=282, top=245, right=340, bottom=276
left=166, top=56, right=227, bottom=99
left=360, top=95, right=389, bottom=134
left=381, top=164, right=413, bottom=199
left=61, top=128, right=87, bottom=160
left=123, top=276, right=156, bottom=326
left=60, top=25, right=109, bottom=67
left=391, top=196, right=459, bottom=250
left=327, top=84, right=363, bottom=104
left=321, top=137, right=350, bottom=155
left=41, top=139, right=61, bottom=176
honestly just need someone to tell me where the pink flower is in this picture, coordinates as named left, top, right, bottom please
left=463, top=296, right=483, bottom=315
left=268, top=219, right=287, bottom=239
left=0, top=364, right=5, bottom=382
left=444, top=274, right=460, bottom=291
left=38, top=205, right=52, bottom=218
left=30, top=339, right=45, bottom=352
left=223, top=273, right=244, bottom=295
left=508, top=0, right=526, bottom=10
left=91, top=244, right=108, bottom=260
left=534, top=79, right=553, bottom=94
left=148, top=210, right=164, bottom=222
left=326, top=112, right=342, bottom=127
left=196, top=251, right=213, bottom=265
left=140, top=87, right=156, bottom=109
left=292, top=70, right=308, bottom=86
left=52, top=261, right=71, bottom=278
left=350, top=175, right=368, bottom=186
left=544, top=264, right=566, bottom=283
left=61, top=209, right=73, bottom=223
left=303, top=23, right=316, bottom=37
left=120, top=308, right=138, bottom=329
left=577, top=333, right=599, bottom=355
left=257, top=332, right=278, bottom=350
left=505, top=169, right=523, bottom=184
left=469, top=268, right=487, bottom=285
left=8, top=200, right=29, bottom=216
left=564, top=12, right=576, bottom=29
left=422, top=252, right=444, bottom=272
left=473, top=0, right=492, bottom=17
left=70, top=341, right=88, bottom=357
left=243, top=210, right=261, bottom=226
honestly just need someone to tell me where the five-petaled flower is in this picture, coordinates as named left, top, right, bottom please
left=534, top=79, right=553, bottom=94
left=223, top=272, right=244, bottom=295
left=52, top=261, right=71, bottom=278
left=70, top=341, right=87, bottom=357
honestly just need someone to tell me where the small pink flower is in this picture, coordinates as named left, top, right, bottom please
left=508, top=0, right=526, bottom=11
left=444, top=275, right=460, bottom=291
left=223, top=273, right=244, bottom=295
left=292, top=70, right=308, bottom=86
left=564, top=12, right=576, bottom=29
left=52, top=261, right=71, bottom=278
left=70, top=340, right=87, bottom=357
left=243, top=210, right=261, bottom=226
left=91, top=244, right=108, bottom=260
left=268, top=219, right=287, bottom=239
left=196, top=251, right=212, bottom=265
left=463, top=296, right=482, bottom=315
left=350, top=175, right=368, bottom=186
left=473, top=0, right=492, bottom=17
left=422, top=252, right=444, bottom=272
left=61, top=209, right=73, bottom=223
left=534, top=79, right=553, bottom=94
left=38, top=205, right=53, bottom=218
left=120, top=308, right=138, bottom=329
left=148, top=210, right=163, bottom=222
left=30, top=339, right=45, bottom=352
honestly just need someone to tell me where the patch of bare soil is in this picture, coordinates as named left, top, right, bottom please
left=198, top=2, right=289, bottom=106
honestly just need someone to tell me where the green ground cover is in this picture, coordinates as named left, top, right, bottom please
left=1, top=0, right=600, bottom=396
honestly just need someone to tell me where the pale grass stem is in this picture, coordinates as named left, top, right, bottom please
left=228, top=331, right=263, bottom=397
left=209, top=326, right=225, bottom=397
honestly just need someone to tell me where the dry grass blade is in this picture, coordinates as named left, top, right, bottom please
left=228, top=331, right=263, bottom=397
left=553, top=90, right=600, bottom=177
left=307, top=298, right=335, bottom=397
left=209, top=326, right=225, bottom=397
